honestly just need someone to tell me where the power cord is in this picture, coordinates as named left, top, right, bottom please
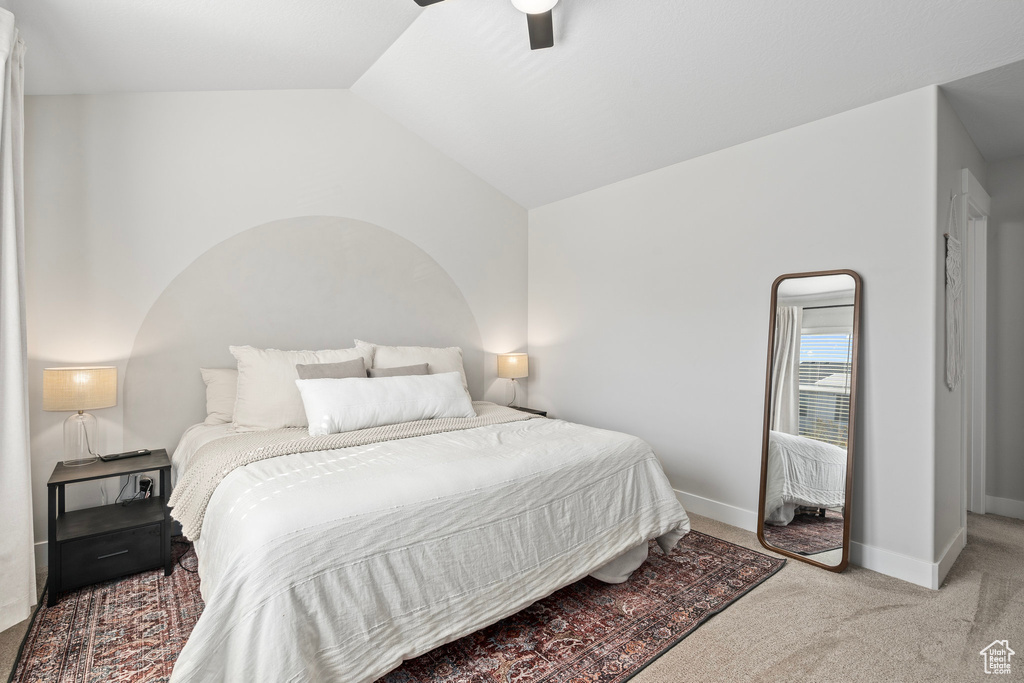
left=115, top=475, right=153, bottom=507
left=171, top=539, right=198, bottom=574
left=114, top=477, right=196, bottom=575
left=114, top=476, right=144, bottom=506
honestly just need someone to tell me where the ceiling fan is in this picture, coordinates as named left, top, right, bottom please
left=413, top=0, right=558, bottom=50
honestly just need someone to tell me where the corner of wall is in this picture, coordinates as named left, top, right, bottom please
left=933, top=86, right=990, bottom=562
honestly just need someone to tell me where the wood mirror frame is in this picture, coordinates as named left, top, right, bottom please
left=756, top=269, right=861, bottom=572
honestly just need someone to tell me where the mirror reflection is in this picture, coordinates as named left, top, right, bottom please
left=759, top=271, right=859, bottom=570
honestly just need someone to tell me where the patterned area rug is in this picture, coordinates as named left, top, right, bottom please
left=10, top=541, right=202, bottom=683
left=382, top=532, right=785, bottom=682
left=10, top=533, right=783, bottom=683
left=763, top=510, right=844, bottom=555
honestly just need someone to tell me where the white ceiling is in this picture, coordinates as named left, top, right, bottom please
left=943, top=60, right=1024, bottom=162
left=9, top=0, right=1024, bottom=208
left=8, top=0, right=420, bottom=92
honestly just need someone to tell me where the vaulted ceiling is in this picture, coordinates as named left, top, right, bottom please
left=943, top=60, right=1024, bottom=163
left=8, top=0, right=1024, bottom=208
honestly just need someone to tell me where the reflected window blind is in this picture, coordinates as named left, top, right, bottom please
left=798, top=333, right=852, bottom=448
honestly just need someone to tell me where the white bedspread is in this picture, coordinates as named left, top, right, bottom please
left=170, top=415, right=689, bottom=683
left=171, top=422, right=234, bottom=485
left=764, top=430, right=847, bottom=525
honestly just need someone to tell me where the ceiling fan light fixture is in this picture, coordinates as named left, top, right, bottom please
left=511, top=0, right=557, bottom=15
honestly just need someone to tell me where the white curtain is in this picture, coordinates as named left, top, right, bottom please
left=770, top=306, right=802, bottom=435
left=0, top=9, right=34, bottom=633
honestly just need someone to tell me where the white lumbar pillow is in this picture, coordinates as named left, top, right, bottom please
left=230, top=345, right=374, bottom=431
left=295, top=371, right=476, bottom=436
left=354, top=339, right=469, bottom=392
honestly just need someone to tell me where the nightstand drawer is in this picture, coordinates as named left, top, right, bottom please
left=60, top=524, right=162, bottom=589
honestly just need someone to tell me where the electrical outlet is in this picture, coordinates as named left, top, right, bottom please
left=122, top=473, right=154, bottom=501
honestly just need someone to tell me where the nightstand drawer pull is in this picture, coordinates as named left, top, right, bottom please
left=97, top=549, right=129, bottom=560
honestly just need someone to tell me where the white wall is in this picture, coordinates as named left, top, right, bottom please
left=986, top=154, right=1024, bottom=517
left=529, top=87, right=942, bottom=585
left=24, top=89, right=527, bottom=551
left=933, top=90, right=987, bottom=564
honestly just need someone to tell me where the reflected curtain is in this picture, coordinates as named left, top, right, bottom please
left=770, top=306, right=802, bottom=435
left=0, top=9, right=33, bottom=633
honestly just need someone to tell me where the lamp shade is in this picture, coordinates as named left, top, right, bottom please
left=511, top=0, right=558, bottom=13
left=497, top=353, right=529, bottom=379
left=43, top=366, right=117, bottom=412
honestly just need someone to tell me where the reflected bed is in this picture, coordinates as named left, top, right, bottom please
left=764, top=430, right=847, bottom=527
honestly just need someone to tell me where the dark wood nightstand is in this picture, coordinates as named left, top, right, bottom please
left=510, top=406, right=547, bottom=417
left=46, top=450, right=172, bottom=606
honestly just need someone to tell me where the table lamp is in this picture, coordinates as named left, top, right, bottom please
left=43, top=366, right=117, bottom=466
left=497, top=353, right=529, bottom=407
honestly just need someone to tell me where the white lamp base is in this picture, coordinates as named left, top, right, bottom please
left=63, top=411, right=99, bottom=466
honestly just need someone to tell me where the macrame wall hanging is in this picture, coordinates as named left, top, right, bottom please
left=945, top=193, right=963, bottom=391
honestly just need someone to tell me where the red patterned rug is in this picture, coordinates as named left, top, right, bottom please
left=381, top=532, right=785, bottom=682
left=763, top=510, right=844, bottom=556
left=10, top=532, right=784, bottom=683
left=9, top=541, right=202, bottom=683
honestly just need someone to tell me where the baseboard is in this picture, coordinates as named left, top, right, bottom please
left=934, top=526, right=966, bottom=588
left=673, top=488, right=943, bottom=589
left=848, top=541, right=938, bottom=589
left=986, top=495, right=1024, bottom=520
left=34, top=540, right=47, bottom=570
left=673, top=489, right=757, bottom=532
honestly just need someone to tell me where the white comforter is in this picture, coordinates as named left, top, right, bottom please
left=764, top=430, right=847, bottom=526
left=170, top=422, right=234, bottom=485
left=170, top=415, right=689, bottom=683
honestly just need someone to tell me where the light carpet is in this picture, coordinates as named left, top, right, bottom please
left=632, top=511, right=1024, bottom=682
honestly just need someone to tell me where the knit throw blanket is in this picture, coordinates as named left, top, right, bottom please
left=168, top=402, right=535, bottom=540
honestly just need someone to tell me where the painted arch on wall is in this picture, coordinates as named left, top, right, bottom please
left=123, top=216, right=483, bottom=453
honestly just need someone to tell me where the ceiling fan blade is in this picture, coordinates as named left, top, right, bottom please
left=526, top=10, right=554, bottom=50
left=413, top=0, right=446, bottom=6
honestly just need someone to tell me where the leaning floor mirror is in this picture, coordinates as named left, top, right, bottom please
left=757, top=270, right=861, bottom=571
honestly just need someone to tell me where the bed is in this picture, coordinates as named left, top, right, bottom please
left=763, top=429, right=847, bottom=526
left=167, top=399, right=689, bottom=682
left=118, top=224, right=689, bottom=681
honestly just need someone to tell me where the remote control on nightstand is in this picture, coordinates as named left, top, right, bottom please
left=98, top=449, right=152, bottom=462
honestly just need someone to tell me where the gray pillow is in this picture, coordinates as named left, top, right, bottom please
left=367, top=363, right=429, bottom=378
left=295, top=357, right=366, bottom=380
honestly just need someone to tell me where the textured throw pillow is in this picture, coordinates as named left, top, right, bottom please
left=355, top=340, right=469, bottom=392
left=295, top=357, right=367, bottom=380
left=230, top=345, right=374, bottom=431
left=367, top=363, right=428, bottom=378
left=295, top=372, right=476, bottom=436
left=200, top=368, right=238, bottom=425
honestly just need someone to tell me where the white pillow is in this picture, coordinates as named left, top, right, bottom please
left=354, top=340, right=469, bottom=392
left=295, top=372, right=476, bottom=436
left=230, top=345, right=374, bottom=431
left=200, top=368, right=238, bottom=425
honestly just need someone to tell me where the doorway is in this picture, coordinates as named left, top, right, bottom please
left=961, top=168, right=990, bottom=528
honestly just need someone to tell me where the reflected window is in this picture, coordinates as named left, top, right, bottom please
left=798, top=333, right=852, bottom=448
